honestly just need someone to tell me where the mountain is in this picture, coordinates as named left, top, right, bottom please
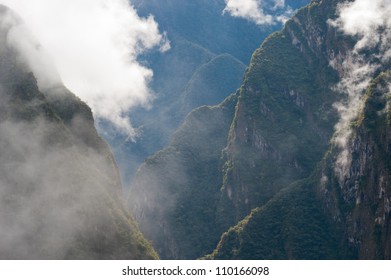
left=129, top=93, right=238, bottom=259
left=208, top=0, right=391, bottom=259
left=208, top=71, right=391, bottom=260
left=132, top=0, right=310, bottom=64
left=130, top=0, right=391, bottom=260
left=129, top=0, right=339, bottom=259
left=104, top=0, right=310, bottom=187
left=0, top=5, right=157, bottom=259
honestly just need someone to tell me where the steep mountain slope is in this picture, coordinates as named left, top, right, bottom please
left=208, top=0, right=391, bottom=259
left=106, top=39, right=246, bottom=187
left=0, top=6, right=157, bottom=259
left=216, top=0, right=343, bottom=229
left=106, top=0, right=310, bottom=187
left=129, top=93, right=238, bottom=259
left=318, top=72, right=391, bottom=259
left=129, top=0, right=341, bottom=259
left=206, top=179, right=344, bottom=259
left=207, top=71, right=391, bottom=260
left=180, top=54, right=246, bottom=112
left=104, top=40, right=216, bottom=185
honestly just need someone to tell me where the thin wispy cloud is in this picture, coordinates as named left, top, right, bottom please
left=328, top=0, right=391, bottom=180
left=0, top=0, right=170, bottom=136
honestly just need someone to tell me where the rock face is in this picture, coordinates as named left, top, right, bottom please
left=209, top=71, right=391, bottom=260
left=130, top=0, right=391, bottom=260
left=319, top=72, right=391, bottom=259
left=0, top=6, right=157, bottom=259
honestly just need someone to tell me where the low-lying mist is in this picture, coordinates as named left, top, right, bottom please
left=0, top=118, right=117, bottom=258
left=0, top=5, right=156, bottom=259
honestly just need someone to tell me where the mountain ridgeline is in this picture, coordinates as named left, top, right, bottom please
left=0, top=6, right=157, bottom=259
left=129, top=0, right=391, bottom=260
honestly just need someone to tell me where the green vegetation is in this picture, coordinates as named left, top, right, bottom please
left=208, top=180, right=342, bottom=259
left=319, top=71, right=391, bottom=259
left=218, top=0, right=340, bottom=227
left=129, top=0, right=350, bottom=260
left=128, top=93, right=238, bottom=259
left=181, top=53, right=246, bottom=112
left=110, top=1, right=311, bottom=188
left=109, top=39, right=244, bottom=186
left=129, top=0, right=391, bottom=260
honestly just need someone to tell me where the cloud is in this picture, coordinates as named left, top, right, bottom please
left=331, top=0, right=391, bottom=54
left=0, top=8, right=151, bottom=258
left=0, top=0, right=170, bottom=136
left=223, top=0, right=292, bottom=25
left=0, top=12, right=62, bottom=90
left=328, top=0, right=391, bottom=180
left=223, top=0, right=274, bottom=25
left=331, top=55, right=377, bottom=179
left=273, top=0, right=286, bottom=10
left=0, top=116, right=130, bottom=258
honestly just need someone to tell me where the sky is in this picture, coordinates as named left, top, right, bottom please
left=0, top=0, right=169, bottom=136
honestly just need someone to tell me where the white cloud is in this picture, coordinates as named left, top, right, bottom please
left=223, top=0, right=290, bottom=25
left=331, top=55, right=377, bottom=180
left=0, top=0, right=170, bottom=136
left=223, top=0, right=273, bottom=25
left=328, top=0, right=391, bottom=180
left=330, top=0, right=391, bottom=53
left=273, top=0, right=285, bottom=10
left=2, top=16, right=62, bottom=90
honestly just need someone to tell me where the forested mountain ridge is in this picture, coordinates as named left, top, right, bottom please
left=209, top=0, right=391, bottom=259
left=129, top=93, right=239, bottom=259
left=208, top=70, right=391, bottom=260
left=130, top=0, right=391, bottom=260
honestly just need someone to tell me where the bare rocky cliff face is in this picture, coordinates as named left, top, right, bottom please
left=0, top=5, right=157, bottom=259
left=319, top=72, right=391, bottom=259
